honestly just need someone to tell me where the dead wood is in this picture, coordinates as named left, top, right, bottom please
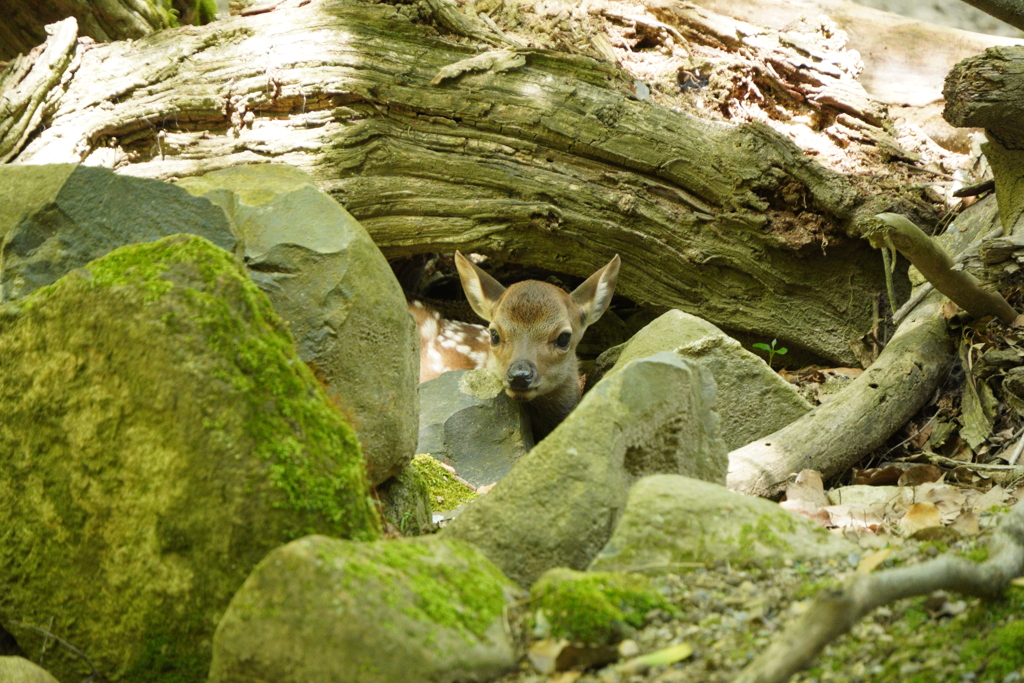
left=728, top=289, right=955, bottom=498
left=944, top=45, right=1024, bottom=150
left=0, top=0, right=175, bottom=61
left=727, top=197, right=1007, bottom=498
left=734, top=498, right=1024, bottom=683
left=958, top=0, right=1024, bottom=32
left=686, top=0, right=1024, bottom=106
left=871, top=212, right=1019, bottom=325
left=0, top=18, right=78, bottom=164
left=0, top=0, right=946, bottom=364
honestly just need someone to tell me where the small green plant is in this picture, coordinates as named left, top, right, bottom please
left=753, top=338, right=787, bottom=368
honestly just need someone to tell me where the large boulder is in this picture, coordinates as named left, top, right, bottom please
left=0, top=235, right=380, bottom=682
left=442, top=352, right=727, bottom=586
left=590, top=474, right=854, bottom=573
left=177, top=164, right=418, bottom=485
left=0, top=163, right=237, bottom=301
left=418, top=369, right=533, bottom=488
left=589, top=310, right=812, bottom=449
left=209, top=535, right=519, bottom=683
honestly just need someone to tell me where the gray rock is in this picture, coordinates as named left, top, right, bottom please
left=0, top=235, right=380, bottom=682
left=177, top=164, right=418, bottom=486
left=418, top=369, right=534, bottom=487
left=0, top=164, right=237, bottom=302
left=442, top=352, right=727, bottom=586
left=590, top=474, right=855, bottom=573
left=589, top=310, right=811, bottom=449
left=0, top=658, right=60, bottom=683
left=378, top=460, right=434, bottom=536
left=209, top=535, right=519, bottom=683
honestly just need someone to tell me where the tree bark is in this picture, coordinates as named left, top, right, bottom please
left=727, top=195, right=1004, bottom=498
left=0, top=0, right=175, bottom=61
left=1, top=0, right=949, bottom=363
left=944, top=45, right=1024, bottom=150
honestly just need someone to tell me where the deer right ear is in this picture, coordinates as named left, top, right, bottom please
left=455, top=251, right=505, bottom=322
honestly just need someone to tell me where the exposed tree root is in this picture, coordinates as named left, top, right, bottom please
left=871, top=212, right=1019, bottom=326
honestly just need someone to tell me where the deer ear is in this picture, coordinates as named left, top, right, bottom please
left=571, top=254, right=620, bottom=326
left=455, top=251, right=505, bottom=322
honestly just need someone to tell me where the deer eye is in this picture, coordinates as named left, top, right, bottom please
left=489, top=328, right=500, bottom=346
left=555, top=331, right=571, bottom=349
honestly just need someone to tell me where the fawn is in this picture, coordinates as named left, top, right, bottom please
left=413, top=252, right=621, bottom=440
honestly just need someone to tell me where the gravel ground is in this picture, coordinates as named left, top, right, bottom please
left=490, top=528, right=1023, bottom=683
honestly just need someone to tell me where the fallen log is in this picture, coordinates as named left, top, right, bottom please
left=727, top=197, right=1006, bottom=498
left=0, top=1, right=947, bottom=364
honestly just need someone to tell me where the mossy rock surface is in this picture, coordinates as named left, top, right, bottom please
left=589, top=309, right=811, bottom=450
left=209, top=535, right=519, bottom=683
left=0, top=234, right=380, bottom=682
left=589, top=474, right=854, bottom=573
left=177, top=164, right=418, bottom=486
left=531, top=568, right=671, bottom=645
left=378, top=459, right=433, bottom=536
left=443, top=352, right=727, bottom=587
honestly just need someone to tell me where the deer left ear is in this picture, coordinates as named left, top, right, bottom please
left=571, top=254, right=620, bottom=326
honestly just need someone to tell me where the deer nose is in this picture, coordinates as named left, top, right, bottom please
left=506, top=360, right=538, bottom=390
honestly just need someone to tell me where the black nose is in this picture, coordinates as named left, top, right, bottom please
left=506, top=360, right=537, bottom=390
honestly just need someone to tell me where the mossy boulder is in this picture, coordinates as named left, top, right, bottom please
left=177, top=164, right=418, bottom=486
left=589, top=310, right=812, bottom=450
left=209, top=535, right=520, bottom=683
left=377, top=459, right=434, bottom=536
left=530, top=568, right=671, bottom=645
left=412, top=453, right=479, bottom=512
left=443, top=352, right=727, bottom=587
left=589, top=475, right=854, bottom=573
left=0, top=234, right=380, bottom=682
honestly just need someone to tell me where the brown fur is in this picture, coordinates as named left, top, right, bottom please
left=454, top=252, right=620, bottom=440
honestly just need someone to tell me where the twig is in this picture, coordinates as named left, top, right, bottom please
left=734, top=501, right=1024, bottom=683
left=925, top=453, right=1024, bottom=472
left=9, top=621, right=99, bottom=682
left=891, top=225, right=1006, bottom=327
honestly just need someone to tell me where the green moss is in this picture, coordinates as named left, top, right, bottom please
left=0, top=234, right=381, bottom=683
left=961, top=619, right=1024, bottom=680
left=734, top=515, right=795, bottom=566
left=792, top=576, right=840, bottom=600
left=531, top=569, right=672, bottom=644
left=328, top=539, right=508, bottom=641
left=90, top=236, right=380, bottom=541
left=959, top=545, right=990, bottom=564
left=411, top=454, right=479, bottom=511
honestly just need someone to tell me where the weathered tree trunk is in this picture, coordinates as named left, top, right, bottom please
left=0, top=0, right=175, bottom=61
left=1, top=0, right=955, bottom=363
left=945, top=45, right=1024, bottom=150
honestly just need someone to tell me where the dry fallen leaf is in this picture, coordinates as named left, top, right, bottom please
left=899, top=502, right=942, bottom=535
left=950, top=510, right=981, bottom=535
left=779, top=498, right=831, bottom=527
left=528, top=639, right=568, bottom=674
left=942, top=300, right=961, bottom=319
left=856, top=548, right=893, bottom=574
left=851, top=465, right=903, bottom=486
left=972, top=484, right=1008, bottom=513
left=784, top=469, right=830, bottom=508
left=616, top=643, right=694, bottom=674
left=898, top=464, right=943, bottom=487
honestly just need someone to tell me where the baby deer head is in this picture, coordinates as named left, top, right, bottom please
left=454, top=252, right=620, bottom=438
